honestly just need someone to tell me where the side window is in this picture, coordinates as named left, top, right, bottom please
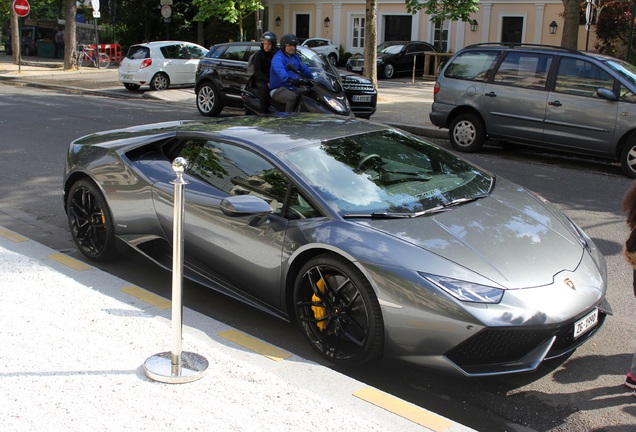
left=495, top=52, right=552, bottom=90
left=181, top=140, right=320, bottom=219
left=160, top=44, right=181, bottom=59
left=444, top=50, right=500, bottom=82
left=555, top=58, right=615, bottom=97
left=220, top=45, right=248, bottom=61
left=620, top=84, right=636, bottom=103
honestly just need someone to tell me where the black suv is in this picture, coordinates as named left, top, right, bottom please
left=195, top=41, right=377, bottom=118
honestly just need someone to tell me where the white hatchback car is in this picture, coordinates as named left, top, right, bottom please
left=300, top=38, right=339, bottom=66
left=118, top=41, right=208, bottom=91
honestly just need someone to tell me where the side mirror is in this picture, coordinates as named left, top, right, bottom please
left=597, top=87, right=618, bottom=101
left=220, top=195, right=273, bottom=217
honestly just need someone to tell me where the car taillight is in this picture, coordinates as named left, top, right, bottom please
left=433, top=82, right=440, bottom=95
left=140, top=59, right=152, bottom=69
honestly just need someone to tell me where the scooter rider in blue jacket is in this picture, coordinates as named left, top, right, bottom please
left=270, top=33, right=313, bottom=112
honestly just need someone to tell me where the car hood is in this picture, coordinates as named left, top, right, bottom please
left=355, top=181, right=584, bottom=289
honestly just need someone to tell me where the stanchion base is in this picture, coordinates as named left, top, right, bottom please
left=144, top=351, right=209, bottom=384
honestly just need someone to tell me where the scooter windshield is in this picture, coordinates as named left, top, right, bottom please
left=296, top=46, right=344, bottom=93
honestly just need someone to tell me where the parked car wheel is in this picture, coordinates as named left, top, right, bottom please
left=149, top=73, right=169, bottom=91
left=196, top=82, right=223, bottom=117
left=66, top=179, right=117, bottom=262
left=123, top=83, right=141, bottom=91
left=449, top=113, right=486, bottom=152
left=327, top=53, right=337, bottom=66
left=293, top=253, right=384, bottom=365
left=382, top=63, right=395, bottom=79
left=620, top=136, right=636, bottom=178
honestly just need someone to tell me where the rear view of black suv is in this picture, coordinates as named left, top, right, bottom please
left=195, top=42, right=377, bottom=118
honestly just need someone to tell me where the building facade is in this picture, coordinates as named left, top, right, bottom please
left=264, top=0, right=597, bottom=54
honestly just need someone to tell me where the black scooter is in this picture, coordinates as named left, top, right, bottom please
left=242, top=47, right=352, bottom=117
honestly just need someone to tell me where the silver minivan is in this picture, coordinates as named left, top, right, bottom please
left=430, top=43, right=636, bottom=178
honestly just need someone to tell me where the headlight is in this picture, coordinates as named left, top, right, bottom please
left=322, top=96, right=348, bottom=113
left=421, top=273, right=504, bottom=304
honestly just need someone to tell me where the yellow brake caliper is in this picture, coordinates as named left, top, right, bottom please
left=311, top=278, right=328, bottom=331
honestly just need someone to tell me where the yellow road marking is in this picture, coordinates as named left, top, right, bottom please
left=0, top=227, right=28, bottom=243
left=353, top=387, right=453, bottom=431
left=219, top=329, right=291, bottom=361
left=120, top=285, right=171, bottom=309
left=47, top=253, right=93, bottom=271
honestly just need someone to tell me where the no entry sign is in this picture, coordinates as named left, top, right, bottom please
left=12, top=0, right=30, bottom=17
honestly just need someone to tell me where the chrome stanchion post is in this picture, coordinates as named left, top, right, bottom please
left=144, top=157, right=208, bottom=384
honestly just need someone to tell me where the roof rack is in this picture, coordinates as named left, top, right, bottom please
left=464, top=42, right=579, bottom=54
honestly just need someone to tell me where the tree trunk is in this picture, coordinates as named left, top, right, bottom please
left=11, top=10, right=19, bottom=64
left=364, top=0, right=377, bottom=88
left=64, top=0, right=77, bottom=70
left=561, top=0, right=580, bottom=49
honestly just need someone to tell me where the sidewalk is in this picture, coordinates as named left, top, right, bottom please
left=0, top=53, right=448, bottom=139
left=0, top=56, right=470, bottom=431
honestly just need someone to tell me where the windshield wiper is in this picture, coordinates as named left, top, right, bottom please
left=343, top=206, right=451, bottom=219
left=442, top=193, right=489, bottom=208
left=343, top=194, right=490, bottom=220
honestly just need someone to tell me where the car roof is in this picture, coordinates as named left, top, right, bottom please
left=82, top=115, right=390, bottom=155
left=457, top=42, right=625, bottom=62
left=130, top=40, right=205, bottom=49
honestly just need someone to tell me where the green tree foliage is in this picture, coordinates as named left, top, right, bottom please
left=404, top=0, right=478, bottom=51
left=594, top=0, right=632, bottom=58
left=404, top=0, right=478, bottom=22
left=193, top=0, right=262, bottom=42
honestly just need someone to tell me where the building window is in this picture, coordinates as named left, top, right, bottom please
left=433, top=20, right=449, bottom=52
left=501, top=16, right=524, bottom=44
left=352, top=16, right=366, bottom=49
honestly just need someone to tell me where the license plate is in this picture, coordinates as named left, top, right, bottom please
left=352, top=95, right=372, bottom=103
left=352, top=66, right=362, bottom=72
left=122, top=74, right=132, bottom=80
left=573, top=309, right=598, bottom=339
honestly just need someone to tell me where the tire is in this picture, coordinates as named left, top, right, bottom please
left=149, top=73, right=169, bottom=91
left=327, top=53, right=337, bottom=67
left=293, top=253, right=384, bottom=365
left=382, top=63, right=395, bottom=79
left=123, top=83, right=141, bottom=91
left=449, top=112, right=487, bottom=152
left=97, top=53, right=110, bottom=69
left=620, top=137, right=636, bottom=178
left=66, top=179, right=118, bottom=262
left=196, top=82, right=223, bottom=117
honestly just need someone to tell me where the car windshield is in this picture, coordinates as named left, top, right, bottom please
left=296, top=46, right=343, bottom=92
left=378, top=43, right=404, bottom=55
left=281, top=129, right=493, bottom=217
left=605, top=58, right=636, bottom=88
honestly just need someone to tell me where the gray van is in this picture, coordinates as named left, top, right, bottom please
left=430, top=43, right=636, bottom=178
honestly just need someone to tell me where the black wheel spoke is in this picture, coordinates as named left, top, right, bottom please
left=295, top=258, right=381, bottom=363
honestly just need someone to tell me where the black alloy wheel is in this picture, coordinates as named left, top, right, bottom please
left=66, top=179, right=117, bottom=261
left=294, top=254, right=383, bottom=365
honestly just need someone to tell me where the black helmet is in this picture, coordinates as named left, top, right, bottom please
left=261, top=31, right=277, bottom=49
left=280, top=33, right=298, bottom=48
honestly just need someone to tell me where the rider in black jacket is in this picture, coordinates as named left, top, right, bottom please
left=250, top=32, right=277, bottom=113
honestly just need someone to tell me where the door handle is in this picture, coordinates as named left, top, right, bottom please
left=548, top=100, right=562, bottom=107
left=485, top=92, right=496, bottom=97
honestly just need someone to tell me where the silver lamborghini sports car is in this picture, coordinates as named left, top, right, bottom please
left=63, top=114, right=611, bottom=376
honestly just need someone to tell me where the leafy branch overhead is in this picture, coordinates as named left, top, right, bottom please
left=192, top=0, right=263, bottom=24
left=404, top=0, right=478, bottom=22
